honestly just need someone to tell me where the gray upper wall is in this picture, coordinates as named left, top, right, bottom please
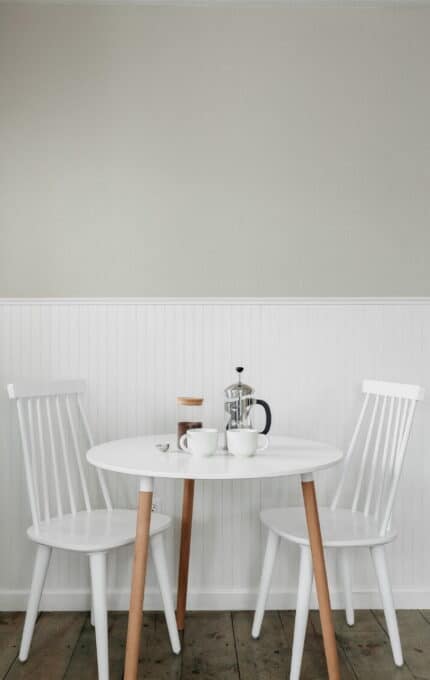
left=1, top=4, right=429, bottom=297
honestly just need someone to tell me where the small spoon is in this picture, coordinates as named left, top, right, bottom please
left=155, top=443, right=170, bottom=453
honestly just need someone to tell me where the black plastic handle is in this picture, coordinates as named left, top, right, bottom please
left=256, top=399, right=272, bottom=435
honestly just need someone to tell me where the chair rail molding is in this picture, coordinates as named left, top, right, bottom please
left=1, top=296, right=429, bottom=610
left=1, top=297, right=430, bottom=306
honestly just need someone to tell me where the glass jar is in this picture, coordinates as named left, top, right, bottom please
left=177, top=397, right=204, bottom=448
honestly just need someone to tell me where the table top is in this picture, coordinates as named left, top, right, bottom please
left=87, top=434, right=343, bottom=481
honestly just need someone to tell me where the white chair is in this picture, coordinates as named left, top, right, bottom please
left=252, top=379, right=424, bottom=680
left=7, top=379, right=180, bottom=680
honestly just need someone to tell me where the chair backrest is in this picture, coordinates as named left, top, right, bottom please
left=7, top=380, right=112, bottom=532
left=330, top=380, right=424, bottom=535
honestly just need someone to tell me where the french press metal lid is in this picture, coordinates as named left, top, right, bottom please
left=224, top=367, right=253, bottom=401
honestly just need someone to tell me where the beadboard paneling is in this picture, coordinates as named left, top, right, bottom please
left=0, top=299, right=429, bottom=610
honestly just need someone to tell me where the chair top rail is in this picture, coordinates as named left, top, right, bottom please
left=7, top=380, right=86, bottom=400
left=362, top=379, right=424, bottom=401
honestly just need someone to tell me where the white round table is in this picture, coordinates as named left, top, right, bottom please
left=88, top=434, right=343, bottom=680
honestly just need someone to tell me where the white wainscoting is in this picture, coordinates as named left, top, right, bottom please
left=0, top=298, right=429, bottom=611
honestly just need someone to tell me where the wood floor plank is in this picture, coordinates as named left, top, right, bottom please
left=0, top=613, right=24, bottom=678
left=3, top=609, right=428, bottom=679
left=233, top=611, right=289, bottom=680
left=282, top=610, right=356, bottom=680
left=373, top=609, right=430, bottom=680
left=312, top=610, right=414, bottom=680
left=63, top=615, right=98, bottom=680
left=102, top=611, right=153, bottom=680
left=182, top=612, right=239, bottom=680
left=139, top=612, right=182, bottom=680
left=64, top=612, right=135, bottom=680
left=5, top=612, right=85, bottom=680
left=64, top=611, right=182, bottom=680
left=420, top=610, right=430, bottom=625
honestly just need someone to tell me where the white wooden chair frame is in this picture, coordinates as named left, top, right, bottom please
left=8, top=379, right=180, bottom=680
left=251, top=379, right=424, bottom=680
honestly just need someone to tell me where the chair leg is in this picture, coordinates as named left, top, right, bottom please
left=339, top=548, right=354, bottom=626
left=150, top=533, right=181, bottom=654
left=90, top=570, right=95, bottom=626
left=19, top=544, right=52, bottom=662
left=290, top=546, right=313, bottom=680
left=251, top=529, right=280, bottom=639
left=370, top=545, right=403, bottom=667
left=89, top=552, right=109, bottom=680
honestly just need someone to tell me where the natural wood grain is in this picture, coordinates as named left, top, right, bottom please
left=421, top=610, right=430, bottom=624
left=105, top=612, right=137, bottom=680
left=138, top=612, right=182, bottom=680
left=280, top=611, right=356, bottom=680
left=64, top=613, right=133, bottom=680
left=176, top=479, right=195, bottom=632
left=233, top=611, right=289, bottom=680
left=65, top=612, right=181, bottom=680
left=373, top=609, right=430, bottom=679
left=103, top=611, right=153, bottom=680
left=63, top=616, right=99, bottom=680
left=0, top=613, right=24, bottom=677
left=3, top=610, right=427, bottom=680
left=5, top=613, right=85, bottom=680
left=124, top=489, right=153, bottom=680
left=182, top=612, right=239, bottom=680
left=302, top=479, right=341, bottom=680
left=312, top=610, right=414, bottom=680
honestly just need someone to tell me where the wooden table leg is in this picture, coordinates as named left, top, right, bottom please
left=176, top=478, right=195, bottom=631
left=124, top=478, right=153, bottom=680
left=301, top=474, right=341, bottom=680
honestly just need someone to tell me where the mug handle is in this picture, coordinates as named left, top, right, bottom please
left=257, top=434, right=269, bottom=452
left=179, top=433, right=190, bottom=452
left=256, top=399, right=272, bottom=435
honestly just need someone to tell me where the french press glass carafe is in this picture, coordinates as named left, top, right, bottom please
left=224, top=367, right=272, bottom=434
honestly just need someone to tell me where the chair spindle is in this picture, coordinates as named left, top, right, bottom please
left=56, top=396, right=77, bottom=515
left=36, top=398, right=50, bottom=522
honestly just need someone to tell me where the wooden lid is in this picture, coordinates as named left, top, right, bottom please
left=177, top=396, right=204, bottom=406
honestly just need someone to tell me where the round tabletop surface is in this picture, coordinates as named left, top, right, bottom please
left=87, top=434, right=343, bottom=481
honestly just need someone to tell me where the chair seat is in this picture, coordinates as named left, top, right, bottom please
left=261, top=506, right=396, bottom=548
left=27, top=509, right=171, bottom=552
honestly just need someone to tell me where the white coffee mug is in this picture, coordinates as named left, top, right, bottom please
left=179, top=428, right=218, bottom=457
left=226, top=428, right=269, bottom=457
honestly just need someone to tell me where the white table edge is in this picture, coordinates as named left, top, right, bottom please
left=86, top=444, right=343, bottom=480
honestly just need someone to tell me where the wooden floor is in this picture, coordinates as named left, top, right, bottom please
left=1, top=610, right=430, bottom=679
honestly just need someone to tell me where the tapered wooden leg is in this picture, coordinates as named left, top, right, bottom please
left=301, top=475, right=341, bottom=680
left=124, top=478, right=153, bottom=680
left=176, top=478, right=195, bottom=631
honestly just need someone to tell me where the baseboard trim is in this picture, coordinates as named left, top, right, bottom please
left=1, top=297, right=430, bottom=306
left=2, top=587, right=430, bottom=611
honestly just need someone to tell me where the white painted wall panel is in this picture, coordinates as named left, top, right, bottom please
left=0, top=299, right=429, bottom=610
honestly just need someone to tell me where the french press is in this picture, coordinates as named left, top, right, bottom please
left=224, top=367, right=272, bottom=434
